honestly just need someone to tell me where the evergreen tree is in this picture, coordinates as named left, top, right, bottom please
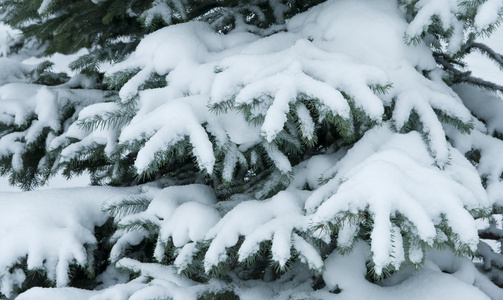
left=0, top=0, right=503, bottom=299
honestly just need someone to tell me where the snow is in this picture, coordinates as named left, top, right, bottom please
left=22, top=48, right=89, bottom=77
left=84, top=0, right=500, bottom=289
left=37, top=0, right=54, bottom=14
left=119, top=96, right=216, bottom=174
left=1, top=0, right=503, bottom=299
left=475, top=0, right=503, bottom=31
left=34, top=87, right=60, bottom=131
left=306, top=124, right=489, bottom=274
left=105, top=184, right=222, bottom=264
left=0, top=186, right=136, bottom=297
left=292, top=233, right=324, bottom=271
left=405, top=0, right=462, bottom=52
left=205, top=191, right=307, bottom=271
left=262, top=143, right=292, bottom=174
left=16, top=287, right=97, bottom=300
left=0, top=79, right=109, bottom=175
left=100, top=0, right=475, bottom=177
left=0, top=58, right=29, bottom=85
left=320, top=241, right=493, bottom=300
left=90, top=258, right=198, bottom=300
left=141, top=0, right=173, bottom=27
left=159, top=201, right=220, bottom=247
left=0, top=23, right=21, bottom=58
left=447, top=83, right=503, bottom=207
left=0, top=172, right=91, bottom=192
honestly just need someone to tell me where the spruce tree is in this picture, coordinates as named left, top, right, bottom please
left=0, top=0, right=503, bottom=299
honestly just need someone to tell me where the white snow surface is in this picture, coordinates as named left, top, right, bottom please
left=3, top=0, right=503, bottom=299
left=306, top=125, right=489, bottom=274
left=95, top=0, right=476, bottom=176
left=0, top=58, right=30, bottom=85
left=16, top=287, right=97, bottom=300
left=0, top=186, right=138, bottom=298
left=474, top=0, right=503, bottom=31
left=22, top=48, right=89, bottom=76
left=0, top=81, right=108, bottom=171
left=320, top=241, right=496, bottom=300
left=0, top=23, right=22, bottom=58
left=99, top=126, right=493, bottom=294
left=18, top=241, right=502, bottom=300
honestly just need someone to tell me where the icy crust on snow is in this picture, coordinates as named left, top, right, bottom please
left=0, top=187, right=137, bottom=298
left=93, top=0, right=475, bottom=177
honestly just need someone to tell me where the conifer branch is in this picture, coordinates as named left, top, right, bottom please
left=434, top=52, right=503, bottom=92
left=469, top=42, right=503, bottom=70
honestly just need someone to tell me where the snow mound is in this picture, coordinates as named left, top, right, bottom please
left=307, top=124, right=490, bottom=274
left=321, top=240, right=499, bottom=300
left=0, top=187, right=136, bottom=298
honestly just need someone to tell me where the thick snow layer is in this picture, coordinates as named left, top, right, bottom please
left=0, top=58, right=29, bottom=85
left=205, top=191, right=309, bottom=271
left=119, top=96, right=216, bottom=174
left=307, top=125, right=490, bottom=274
left=18, top=242, right=502, bottom=300
left=0, top=187, right=137, bottom=298
left=99, top=0, right=475, bottom=177
left=77, top=0, right=499, bottom=290
left=0, top=80, right=108, bottom=172
left=404, top=0, right=464, bottom=53
left=16, top=287, right=97, bottom=300
left=88, top=258, right=198, bottom=300
left=3, top=0, right=503, bottom=299
left=319, top=240, right=498, bottom=300
left=106, top=184, right=222, bottom=263
left=474, top=0, right=503, bottom=31
left=105, top=125, right=493, bottom=280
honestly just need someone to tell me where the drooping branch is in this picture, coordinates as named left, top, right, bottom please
left=469, top=42, right=503, bottom=71
left=479, top=228, right=503, bottom=241
left=434, top=52, right=503, bottom=93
